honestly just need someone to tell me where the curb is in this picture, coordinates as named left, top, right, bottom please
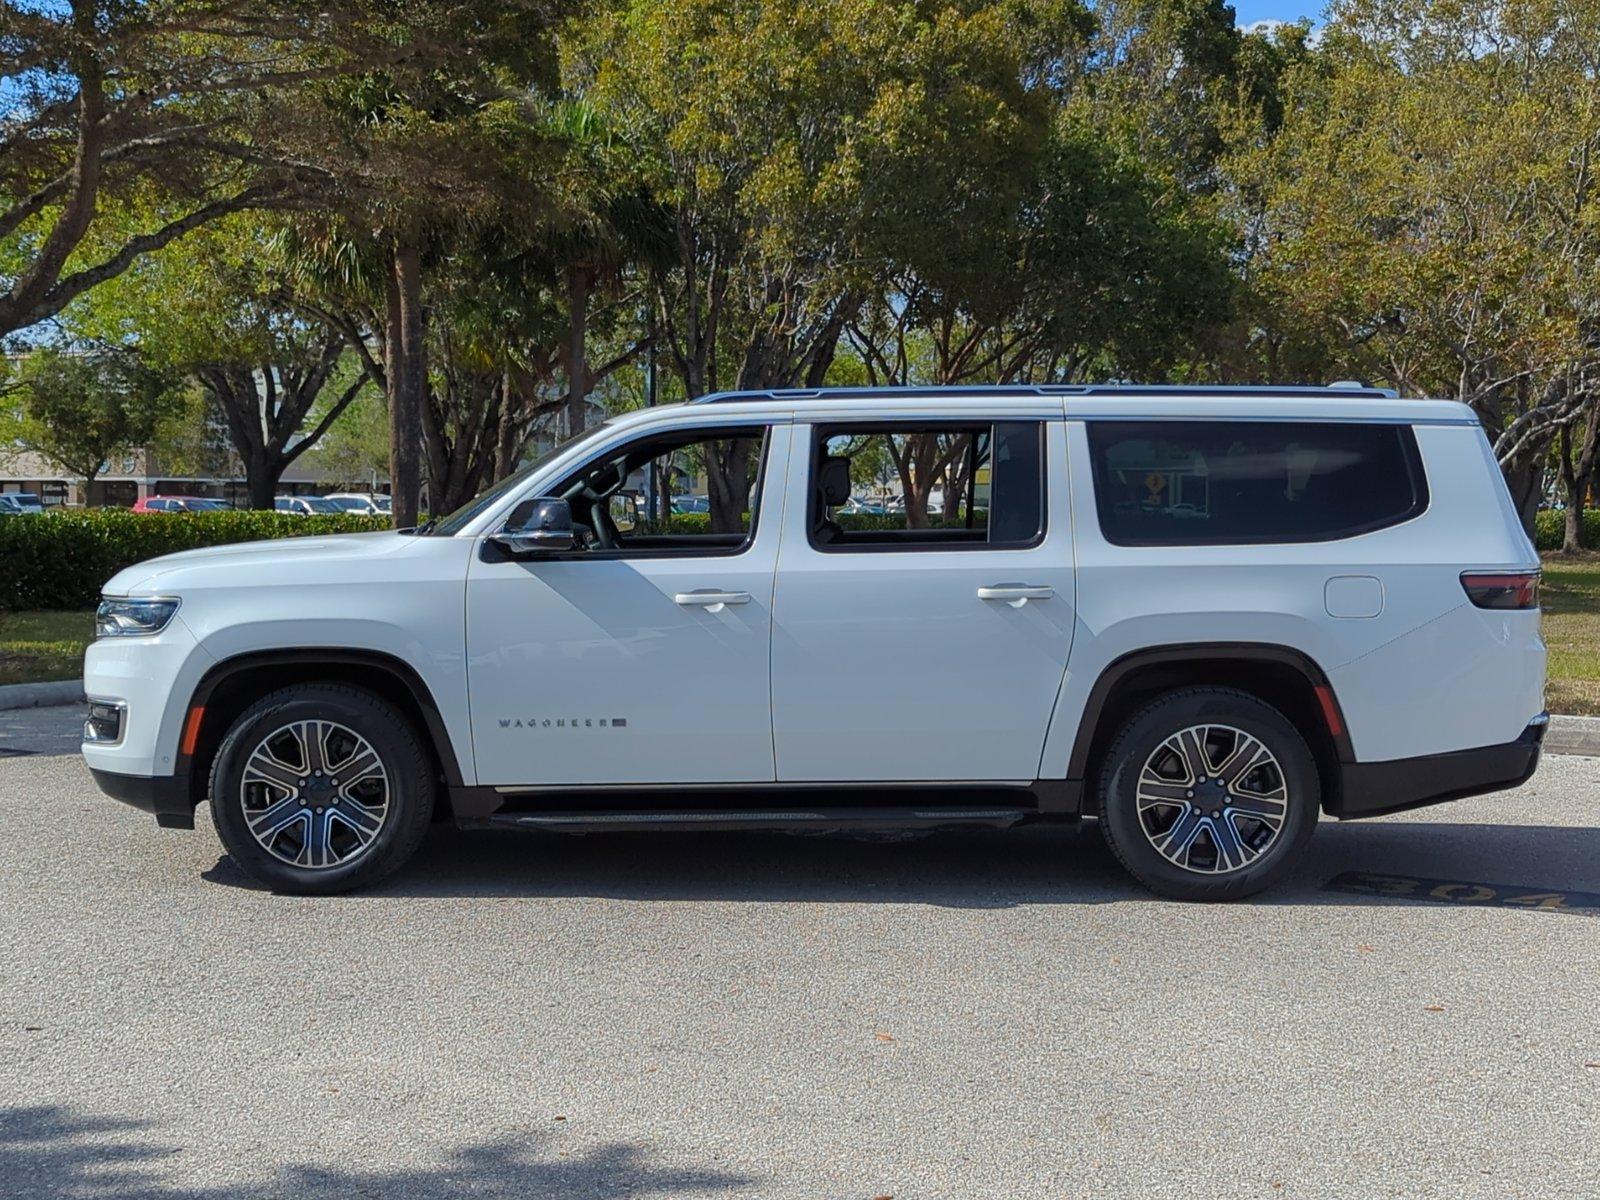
left=0, top=680, right=84, bottom=711
left=1546, top=714, right=1600, bottom=757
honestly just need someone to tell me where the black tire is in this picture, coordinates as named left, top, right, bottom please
left=209, top=683, right=435, bottom=894
left=1096, top=687, right=1319, bottom=901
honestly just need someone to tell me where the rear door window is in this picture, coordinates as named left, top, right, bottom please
left=809, top=422, right=1045, bottom=550
left=1087, top=420, right=1427, bottom=545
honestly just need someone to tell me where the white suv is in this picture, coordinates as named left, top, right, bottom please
left=83, top=386, right=1547, bottom=899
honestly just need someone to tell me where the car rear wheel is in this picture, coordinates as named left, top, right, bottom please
left=1096, top=688, right=1320, bottom=901
left=209, top=684, right=435, bottom=894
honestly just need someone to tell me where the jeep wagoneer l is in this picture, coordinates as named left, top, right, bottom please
left=83, top=385, right=1546, bottom=899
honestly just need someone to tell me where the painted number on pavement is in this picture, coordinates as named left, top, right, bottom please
left=1324, top=871, right=1600, bottom=913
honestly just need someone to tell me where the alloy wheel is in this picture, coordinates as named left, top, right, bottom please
left=1134, top=723, right=1289, bottom=875
left=238, top=719, right=390, bottom=869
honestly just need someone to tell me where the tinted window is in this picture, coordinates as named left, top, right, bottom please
left=810, top=422, right=1045, bottom=550
left=428, top=421, right=617, bottom=536
left=1087, top=421, right=1427, bottom=546
left=522, top=425, right=771, bottom=556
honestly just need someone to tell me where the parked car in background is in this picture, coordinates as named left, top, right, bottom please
left=274, top=495, right=344, bottom=516
left=132, top=496, right=232, bottom=513
left=0, top=492, right=45, bottom=515
left=670, top=494, right=710, bottom=514
left=325, top=493, right=392, bottom=516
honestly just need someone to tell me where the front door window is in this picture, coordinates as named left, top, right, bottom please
left=530, top=427, right=770, bottom=557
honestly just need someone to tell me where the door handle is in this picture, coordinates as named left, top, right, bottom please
left=674, top=590, right=752, bottom=608
left=977, top=584, right=1053, bottom=607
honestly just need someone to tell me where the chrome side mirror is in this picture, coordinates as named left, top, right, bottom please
left=492, top=497, right=576, bottom=555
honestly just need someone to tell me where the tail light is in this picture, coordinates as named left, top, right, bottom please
left=1460, top=570, right=1540, bottom=610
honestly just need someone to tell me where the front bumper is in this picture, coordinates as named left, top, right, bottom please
left=81, top=615, right=214, bottom=777
left=89, top=768, right=195, bottom=829
left=1331, top=716, right=1546, bottom=819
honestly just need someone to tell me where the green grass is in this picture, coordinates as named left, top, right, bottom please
left=0, top=609, right=93, bottom=686
left=1541, top=555, right=1600, bottom=716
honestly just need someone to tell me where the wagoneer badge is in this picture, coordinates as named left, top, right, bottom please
left=498, top=717, right=628, bottom=729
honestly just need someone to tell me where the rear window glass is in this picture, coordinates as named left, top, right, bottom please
left=1087, top=421, right=1427, bottom=545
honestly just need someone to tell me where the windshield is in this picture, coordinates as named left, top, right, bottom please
left=425, top=421, right=615, bottom=536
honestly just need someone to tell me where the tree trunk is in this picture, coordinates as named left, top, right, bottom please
left=494, top=370, right=520, bottom=483
left=566, top=265, right=591, bottom=439
left=1560, top=424, right=1583, bottom=553
left=245, top=450, right=282, bottom=511
left=388, top=239, right=426, bottom=527
left=1557, top=401, right=1600, bottom=554
left=902, top=487, right=930, bottom=529
left=894, top=434, right=950, bottom=530
left=656, top=462, right=673, bottom=531
left=1563, top=496, right=1584, bottom=554
left=705, top=438, right=757, bottom=534
left=1501, top=457, right=1543, bottom=538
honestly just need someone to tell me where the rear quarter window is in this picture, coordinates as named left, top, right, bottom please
left=1087, top=420, right=1428, bottom=546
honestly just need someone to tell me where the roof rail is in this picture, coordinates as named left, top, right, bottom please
left=689, top=383, right=1401, bottom=404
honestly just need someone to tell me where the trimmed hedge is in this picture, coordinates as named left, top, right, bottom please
left=1533, top=508, right=1600, bottom=552
left=0, top=509, right=388, bottom=610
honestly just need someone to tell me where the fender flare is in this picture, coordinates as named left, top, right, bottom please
left=182, top=648, right=467, bottom=786
left=1063, top=641, right=1354, bottom=783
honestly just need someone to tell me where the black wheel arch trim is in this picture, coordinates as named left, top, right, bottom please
left=1064, top=642, right=1355, bottom=784
left=181, top=649, right=467, bottom=787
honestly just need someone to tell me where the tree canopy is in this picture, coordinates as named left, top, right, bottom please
left=1, top=0, right=1595, bottom=536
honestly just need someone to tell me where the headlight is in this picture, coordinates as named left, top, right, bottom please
left=95, top=597, right=180, bottom=638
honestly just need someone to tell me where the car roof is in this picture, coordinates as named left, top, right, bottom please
left=607, top=385, right=1478, bottom=429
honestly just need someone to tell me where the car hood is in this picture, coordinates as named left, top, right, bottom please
left=102, top=531, right=416, bottom=595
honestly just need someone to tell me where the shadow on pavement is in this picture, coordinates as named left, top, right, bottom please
left=0, top=1104, right=752, bottom=1200
left=200, top=815, right=1600, bottom=910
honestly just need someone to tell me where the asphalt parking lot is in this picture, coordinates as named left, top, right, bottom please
left=1, top=706, right=1597, bottom=1199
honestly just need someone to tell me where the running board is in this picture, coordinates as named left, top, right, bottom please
left=479, top=806, right=1036, bottom=834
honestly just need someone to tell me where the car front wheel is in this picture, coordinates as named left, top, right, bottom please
left=1096, top=687, right=1320, bottom=901
left=208, top=684, right=435, bottom=894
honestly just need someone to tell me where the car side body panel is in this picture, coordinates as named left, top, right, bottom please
left=769, top=418, right=1077, bottom=783
left=85, top=533, right=477, bottom=784
left=463, top=424, right=794, bottom=786
left=1038, top=419, right=1544, bottom=778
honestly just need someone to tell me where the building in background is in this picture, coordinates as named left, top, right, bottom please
left=0, top=444, right=389, bottom=507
